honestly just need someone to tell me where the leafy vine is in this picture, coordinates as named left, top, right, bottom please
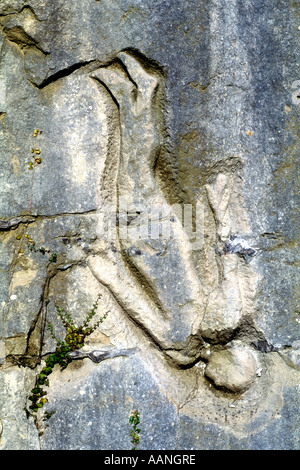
left=26, top=293, right=109, bottom=435
left=129, top=409, right=141, bottom=450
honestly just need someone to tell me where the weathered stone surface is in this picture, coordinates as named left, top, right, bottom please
left=204, top=342, right=259, bottom=393
left=40, top=354, right=179, bottom=450
left=279, top=340, right=300, bottom=371
left=0, top=0, right=299, bottom=451
left=0, top=367, right=39, bottom=450
left=177, top=351, right=300, bottom=450
left=178, top=385, right=300, bottom=450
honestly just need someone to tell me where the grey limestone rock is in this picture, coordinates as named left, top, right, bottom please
left=0, top=0, right=299, bottom=451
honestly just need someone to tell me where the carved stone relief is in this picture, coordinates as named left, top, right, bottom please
left=84, top=51, right=260, bottom=388
left=1, top=50, right=262, bottom=391
left=0, top=0, right=299, bottom=449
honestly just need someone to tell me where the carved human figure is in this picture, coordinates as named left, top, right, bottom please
left=88, top=51, right=205, bottom=365
left=88, top=51, right=257, bottom=372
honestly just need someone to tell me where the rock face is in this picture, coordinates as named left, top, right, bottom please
left=0, top=0, right=299, bottom=450
left=204, top=342, right=259, bottom=393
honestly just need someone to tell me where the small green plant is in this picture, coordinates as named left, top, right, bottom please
left=26, top=293, right=109, bottom=433
left=129, top=409, right=141, bottom=450
left=16, top=232, right=57, bottom=262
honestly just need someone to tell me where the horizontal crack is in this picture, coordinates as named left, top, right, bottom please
left=0, top=209, right=99, bottom=230
left=0, top=5, right=46, bottom=22
left=0, top=217, right=35, bottom=230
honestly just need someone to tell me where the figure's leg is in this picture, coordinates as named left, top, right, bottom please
left=90, top=52, right=205, bottom=365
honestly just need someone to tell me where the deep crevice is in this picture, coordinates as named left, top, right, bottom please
left=88, top=263, right=167, bottom=356
left=35, top=59, right=99, bottom=89
left=91, top=74, right=120, bottom=110
left=119, top=248, right=169, bottom=321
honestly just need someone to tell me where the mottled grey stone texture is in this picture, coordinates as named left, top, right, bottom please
left=0, top=0, right=299, bottom=450
left=178, top=385, right=300, bottom=450
left=40, top=354, right=178, bottom=450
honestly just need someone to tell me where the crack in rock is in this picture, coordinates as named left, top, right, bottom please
left=67, top=347, right=139, bottom=363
